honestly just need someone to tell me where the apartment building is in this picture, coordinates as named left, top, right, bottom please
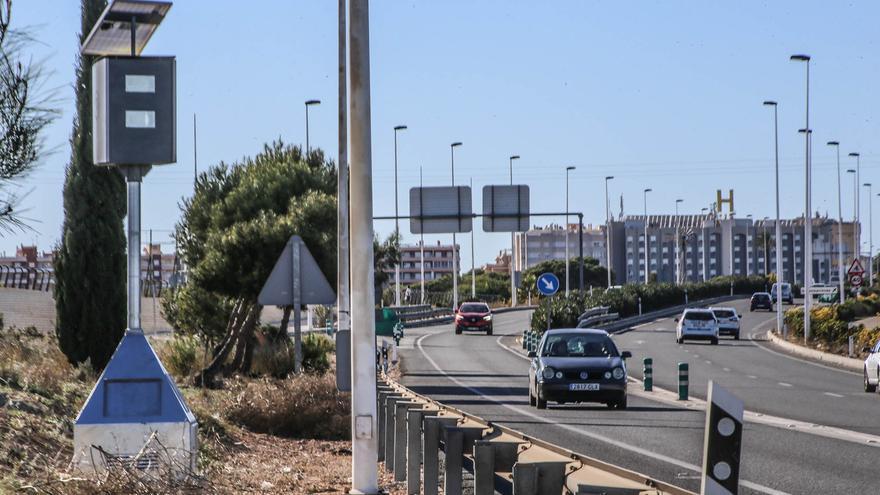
left=387, top=240, right=460, bottom=284
left=513, top=223, right=607, bottom=272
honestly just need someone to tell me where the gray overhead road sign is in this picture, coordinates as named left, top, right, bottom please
left=482, top=185, right=529, bottom=232
left=259, top=235, right=336, bottom=306
left=409, top=186, right=472, bottom=234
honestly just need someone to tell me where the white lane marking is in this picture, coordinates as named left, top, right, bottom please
left=723, top=367, right=731, bottom=372
left=824, top=392, right=844, bottom=398
left=748, top=375, right=758, bottom=379
left=497, top=331, right=880, bottom=449
left=705, top=360, right=712, bottom=365
left=427, top=333, right=789, bottom=495
left=778, top=382, right=793, bottom=387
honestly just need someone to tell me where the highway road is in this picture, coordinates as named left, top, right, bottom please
left=397, top=299, right=879, bottom=494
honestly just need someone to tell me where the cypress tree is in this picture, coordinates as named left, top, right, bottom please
left=54, top=0, right=127, bottom=370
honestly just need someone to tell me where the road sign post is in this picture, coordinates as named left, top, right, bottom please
left=701, top=381, right=744, bottom=495
left=848, top=258, right=865, bottom=290
left=536, top=273, right=559, bottom=332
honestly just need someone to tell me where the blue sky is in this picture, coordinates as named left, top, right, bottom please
left=6, top=1, right=879, bottom=268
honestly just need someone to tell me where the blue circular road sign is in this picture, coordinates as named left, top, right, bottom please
left=536, top=272, right=560, bottom=296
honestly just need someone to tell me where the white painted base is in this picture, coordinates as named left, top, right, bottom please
left=73, top=421, right=198, bottom=476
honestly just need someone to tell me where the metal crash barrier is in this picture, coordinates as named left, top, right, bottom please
left=0, top=265, right=53, bottom=291
left=377, top=374, right=695, bottom=495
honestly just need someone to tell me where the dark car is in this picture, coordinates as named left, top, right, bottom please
left=750, top=292, right=773, bottom=312
left=454, top=302, right=493, bottom=335
left=528, top=328, right=631, bottom=409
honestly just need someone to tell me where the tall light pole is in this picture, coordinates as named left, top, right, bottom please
left=304, top=99, right=321, bottom=153
left=419, top=166, right=425, bottom=304
left=470, top=177, right=476, bottom=298
left=848, top=168, right=857, bottom=259
left=565, top=166, right=576, bottom=296
left=701, top=207, right=709, bottom=282
left=675, top=199, right=683, bottom=284
left=850, top=152, right=862, bottom=266
left=643, top=188, right=652, bottom=284
left=828, top=141, right=845, bottom=303
left=865, top=183, right=874, bottom=286
left=450, top=142, right=462, bottom=310
left=347, top=0, right=377, bottom=488
left=604, top=176, right=614, bottom=287
left=392, top=125, right=407, bottom=307
left=509, top=155, right=520, bottom=307
left=763, top=216, right=770, bottom=276
left=791, top=53, right=811, bottom=341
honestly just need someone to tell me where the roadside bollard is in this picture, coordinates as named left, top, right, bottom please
left=522, top=330, right=528, bottom=349
left=643, top=358, right=653, bottom=391
left=678, top=362, right=688, bottom=400
left=684, top=289, right=688, bottom=305
left=848, top=335, right=854, bottom=358
left=638, top=297, right=642, bottom=316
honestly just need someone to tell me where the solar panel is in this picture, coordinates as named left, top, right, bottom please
left=81, top=0, right=172, bottom=56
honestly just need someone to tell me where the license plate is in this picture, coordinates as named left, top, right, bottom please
left=569, top=383, right=599, bottom=391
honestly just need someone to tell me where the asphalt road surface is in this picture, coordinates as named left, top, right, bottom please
left=398, top=299, right=879, bottom=495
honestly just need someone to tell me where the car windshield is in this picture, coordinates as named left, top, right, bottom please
left=754, top=294, right=770, bottom=300
left=713, top=310, right=735, bottom=318
left=540, top=333, right=619, bottom=357
left=683, top=311, right=715, bottom=321
left=459, top=304, right=488, bottom=313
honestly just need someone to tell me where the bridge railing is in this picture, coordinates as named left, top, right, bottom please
left=0, top=266, right=53, bottom=292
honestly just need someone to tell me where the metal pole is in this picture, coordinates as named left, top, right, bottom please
left=830, top=142, right=843, bottom=302
left=419, top=167, right=425, bottom=304
left=127, top=178, right=141, bottom=332
left=337, top=0, right=352, bottom=378
left=644, top=189, right=651, bottom=283
left=292, top=241, right=302, bottom=373
left=866, top=183, right=873, bottom=286
left=791, top=54, right=811, bottom=341
left=510, top=155, right=519, bottom=307
left=348, top=0, right=379, bottom=490
left=470, top=178, right=476, bottom=298
left=393, top=127, right=402, bottom=307
left=565, top=167, right=572, bottom=296
left=605, top=176, right=613, bottom=287
left=451, top=143, right=461, bottom=310
left=305, top=103, right=310, bottom=153
left=702, top=208, right=708, bottom=282
left=578, top=213, right=584, bottom=290
left=773, top=103, right=783, bottom=335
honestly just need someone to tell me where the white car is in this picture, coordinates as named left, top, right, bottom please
left=675, top=308, right=719, bottom=345
left=863, top=340, right=880, bottom=392
left=710, top=307, right=741, bottom=340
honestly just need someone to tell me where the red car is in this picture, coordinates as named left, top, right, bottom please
left=455, top=302, right=493, bottom=335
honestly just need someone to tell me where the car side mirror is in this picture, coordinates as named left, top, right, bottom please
left=527, top=351, right=536, bottom=358
left=862, top=347, right=871, bottom=354
left=674, top=318, right=679, bottom=322
left=621, top=351, right=632, bottom=359
left=738, top=313, right=743, bottom=318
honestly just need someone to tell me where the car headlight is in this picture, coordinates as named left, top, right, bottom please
left=603, top=371, right=612, bottom=379
left=612, top=367, right=625, bottom=380
left=555, top=371, right=564, bottom=379
left=483, top=315, right=492, bottom=321
left=542, top=367, right=556, bottom=380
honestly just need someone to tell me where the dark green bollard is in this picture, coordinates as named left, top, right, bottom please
left=678, top=362, right=688, bottom=400
left=643, top=358, right=653, bottom=391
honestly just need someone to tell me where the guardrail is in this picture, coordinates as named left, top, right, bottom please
left=377, top=374, right=693, bottom=495
left=0, top=266, right=53, bottom=292
left=388, top=304, right=454, bottom=328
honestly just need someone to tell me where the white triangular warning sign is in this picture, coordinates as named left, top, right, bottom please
left=848, top=258, right=865, bottom=276
left=258, top=235, right=336, bottom=306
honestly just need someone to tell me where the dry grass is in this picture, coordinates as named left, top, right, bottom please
left=1, top=326, right=407, bottom=494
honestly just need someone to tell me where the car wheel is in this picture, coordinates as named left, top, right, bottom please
left=529, top=388, right=536, bottom=406
left=536, top=394, right=547, bottom=409
left=734, top=332, right=740, bottom=341
left=711, top=337, right=719, bottom=345
left=455, top=326, right=462, bottom=335
left=616, top=394, right=628, bottom=410
left=676, top=337, right=683, bottom=344
left=865, top=368, right=877, bottom=393
left=487, top=326, right=493, bottom=336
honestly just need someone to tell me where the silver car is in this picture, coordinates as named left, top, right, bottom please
left=710, top=307, right=742, bottom=340
left=863, top=340, right=880, bottom=393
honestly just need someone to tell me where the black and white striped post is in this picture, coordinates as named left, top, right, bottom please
left=701, top=380, right=744, bottom=494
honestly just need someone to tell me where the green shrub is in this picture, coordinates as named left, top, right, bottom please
left=250, top=339, right=297, bottom=378
left=158, top=333, right=206, bottom=380
left=302, top=333, right=334, bottom=373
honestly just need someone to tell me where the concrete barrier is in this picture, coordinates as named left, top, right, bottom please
left=442, top=426, right=464, bottom=495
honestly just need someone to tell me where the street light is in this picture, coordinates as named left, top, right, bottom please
left=450, top=142, right=462, bottom=311
left=701, top=207, right=709, bottom=282
left=827, top=141, right=845, bottom=303
left=643, top=188, right=652, bottom=284
left=304, top=99, right=321, bottom=153
left=604, top=176, right=614, bottom=288
left=565, top=166, right=576, bottom=295
left=509, top=155, right=520, bottom=307
left=865, top=183, right=873, bottom=286
left=850, top=152, right=862, bottom=264
left=392, top=125, right=407, bottom=307
left=847, top=168, right=858, bottom=259
left=791, top=53, right=812, bottom=342
left=675, top=199, right=684, bottom=283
